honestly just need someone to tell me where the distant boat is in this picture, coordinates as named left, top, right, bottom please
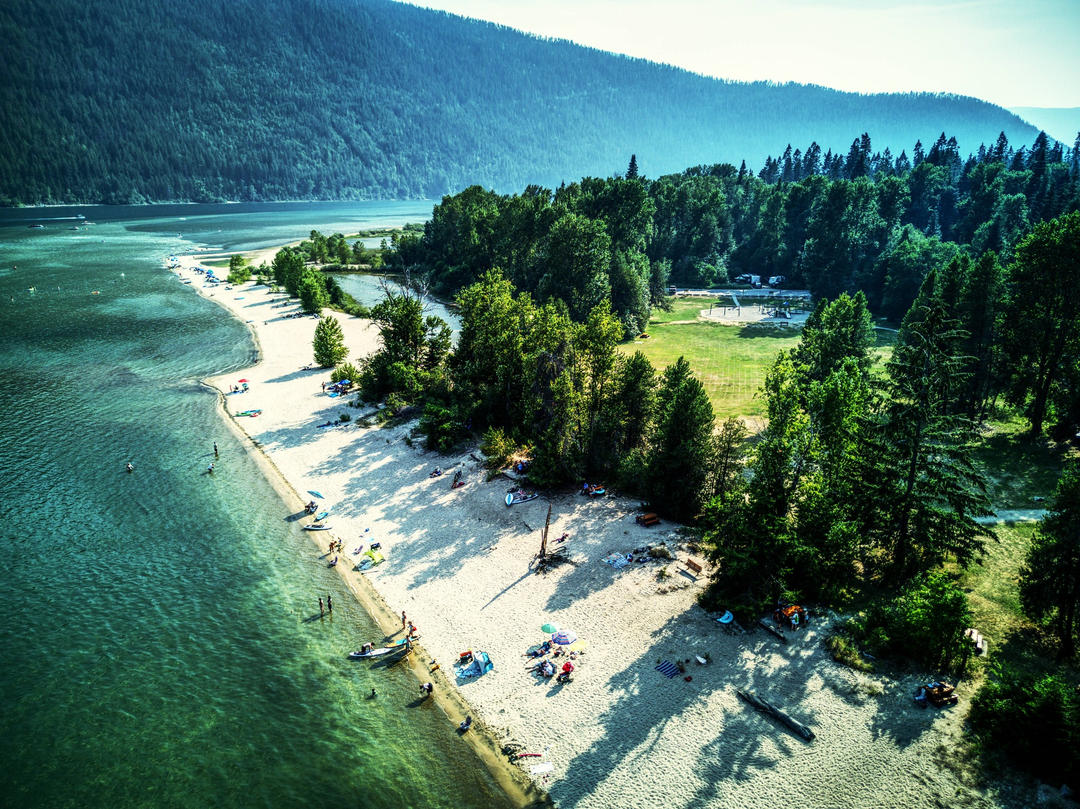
left=28, top=224, right=44, bottom=229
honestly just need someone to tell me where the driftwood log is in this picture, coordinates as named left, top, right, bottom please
left=758, top=619, right=787, bottom=644
left=736, top=689, right=815, bottom=741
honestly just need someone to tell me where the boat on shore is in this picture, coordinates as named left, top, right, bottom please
left=348, top=646, right=399, bottom=659
left=303, top=523, right=331, bottom=531
left=505, top=490, right=538, bottom=506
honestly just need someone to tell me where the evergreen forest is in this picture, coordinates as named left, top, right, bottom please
left=0, top=0, right=1042, bottom=204
left=394, top=131, right=1080, bottom=336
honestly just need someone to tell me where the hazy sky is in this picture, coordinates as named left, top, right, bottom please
left=406, top=0, right=1080, bottom=108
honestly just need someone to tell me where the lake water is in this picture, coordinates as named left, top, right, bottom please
left=0, top=203, right=511, bottom=809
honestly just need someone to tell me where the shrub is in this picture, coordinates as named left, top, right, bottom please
left=865, top=571, right=972, bottom=671
left=331, top=363, right=360, bottom=384
left=824, top=634, right=874, bottom=672
left=338, top=413, right=350, bottom=423
left=418, top=402, right=461, bottom=452
left=969, top=665, right=1080, bottom=779
left=480, top=427, right=515, bottom=469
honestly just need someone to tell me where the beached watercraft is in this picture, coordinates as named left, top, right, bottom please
left=348, top=646, right=398, bottom=659
left=315, top=510, right=331, bottom=521
left=236, top=409, right=262, bottom=417
left=303, top=523, right=331, bottom=531
left=505, top=490, right=538, bottom=507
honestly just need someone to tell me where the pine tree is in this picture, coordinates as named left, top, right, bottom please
left=644, top=357, right=716, bottom=521
left=312, top=315, right=348, bottom=367
left=867, top=294, right=993, bottom=579
left=1020, top=460, right=1080, bottom=658
left=626, top=154, right=639, bottom=180
left=999, top=212, right=1080, bottom=435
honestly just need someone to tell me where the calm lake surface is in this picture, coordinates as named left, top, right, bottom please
left=0, top=203, right=511, bottom=809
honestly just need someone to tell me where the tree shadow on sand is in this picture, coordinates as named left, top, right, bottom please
left=546, top=609, right=820, bottom=809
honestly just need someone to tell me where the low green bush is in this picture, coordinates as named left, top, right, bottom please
left=849, top=571, right=972, bottom=672
left=480, top=427, right=515, bottom=469
left=969, top=665, right=1080, bottom=779
left=418, top=402, right=461, bottom=451
left=824, top=634, right=874, bottom=672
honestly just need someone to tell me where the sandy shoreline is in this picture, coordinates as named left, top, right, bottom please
left=168, top=254, right=1032, bottom=809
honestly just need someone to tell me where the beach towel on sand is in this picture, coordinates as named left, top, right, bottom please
left=602, top=553, right=629, bottom=569
left=655, top=660, right=680, bottom=678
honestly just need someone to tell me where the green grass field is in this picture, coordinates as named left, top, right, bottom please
left=971, top=416, right=1074, bottom=508
left=624, top=298, right=894, bottom=421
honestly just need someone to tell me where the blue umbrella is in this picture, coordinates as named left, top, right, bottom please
left=307, top=489, right=325, bottom=499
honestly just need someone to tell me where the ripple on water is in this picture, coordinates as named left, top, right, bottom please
left=0, top=212, right=512, bottom=809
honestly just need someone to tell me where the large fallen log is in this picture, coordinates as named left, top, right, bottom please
left=758, top=619, right=787, bottom=644
left=736, top=689, right=815, bottom=741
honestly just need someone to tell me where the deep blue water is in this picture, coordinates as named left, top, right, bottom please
left=0, top=204, right=511, bottom=809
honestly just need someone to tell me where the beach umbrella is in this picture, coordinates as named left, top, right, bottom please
left=307, top=489, right=325, bottom=499
left=540, top=623, right=560, bottom=634
left=551, top=629, right=577, bottom=645
left=567, top=639, right=588, bottom=653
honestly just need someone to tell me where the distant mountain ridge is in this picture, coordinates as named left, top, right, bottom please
left=1008, top=107, right=1080, bottom=146
left=0, top=0, right=1040, bottom=204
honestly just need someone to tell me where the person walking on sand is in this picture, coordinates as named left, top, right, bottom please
left=401, top=611, right=407, bottom=630
left=319, top=597, right=324, bottom=616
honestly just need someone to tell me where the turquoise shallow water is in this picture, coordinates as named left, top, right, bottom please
left=0, top=205, right=512, bottom=809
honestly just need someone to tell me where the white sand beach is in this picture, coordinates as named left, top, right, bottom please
left=171, top=256, right=1035, bottom=809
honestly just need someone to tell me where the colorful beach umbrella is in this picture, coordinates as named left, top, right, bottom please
left=551, top=629, right=577, bottom=645
left=540, top=623, right=560, bottom=634
left=307, top=489, right=325, bottom=499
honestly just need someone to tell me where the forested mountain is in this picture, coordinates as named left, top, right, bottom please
left=0, top=0, right=1042, bottom=204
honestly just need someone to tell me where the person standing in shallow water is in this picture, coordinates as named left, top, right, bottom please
left=213, top=442, right=218, bottom=458
left=319, top=597, right=324, bottom=616
left=327, top=594, right=333, bottom=614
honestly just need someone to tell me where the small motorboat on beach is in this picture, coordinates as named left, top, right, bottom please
left=303, top=523, right=332, bottom=531
left=236, top=409, right=262, bottom=417
left=505, top=490, right=538, bottom=507
left=348, top=646, right=398, bottom=659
